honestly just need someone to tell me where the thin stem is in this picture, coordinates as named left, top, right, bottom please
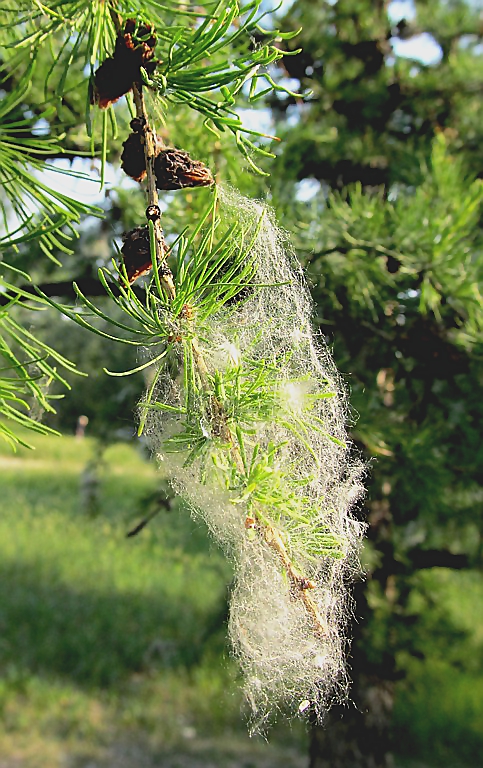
left=132, top=82, right=177, bottom=300
left=262, top=525, right=326, bottom=637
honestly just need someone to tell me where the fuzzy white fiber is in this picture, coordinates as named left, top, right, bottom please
left=142, top=187, right=365, bottom=730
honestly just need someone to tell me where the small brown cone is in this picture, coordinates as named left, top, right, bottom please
left=93, top=19, right=157, bottom=110
left=154, top=149, right=214, bottom=190
left=120, top=132, right=165, bottom=182
left=120, top=133, right=147, bottom=182
left=119, top=226, right=167, bottom=284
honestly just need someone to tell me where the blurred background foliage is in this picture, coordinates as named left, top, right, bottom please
left=1, top=0, right=483, bottom=766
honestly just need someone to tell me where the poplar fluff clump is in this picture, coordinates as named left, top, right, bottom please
left=139, top=187, right=365, bottom=730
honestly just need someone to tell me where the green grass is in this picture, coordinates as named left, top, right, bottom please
left=0, top=431, right=482, bottom=767
left=0, top=430, right=308, bottom=767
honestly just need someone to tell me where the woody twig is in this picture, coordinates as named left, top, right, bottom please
left=131, top=82, right=176, bottom=301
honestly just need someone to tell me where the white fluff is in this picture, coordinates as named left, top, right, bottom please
left=141, top=187, right=365, bottom=730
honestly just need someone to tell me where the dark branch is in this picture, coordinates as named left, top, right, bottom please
left=409, top=549, right=469, bottom=570
left=0, top=277, right=143, bottom=305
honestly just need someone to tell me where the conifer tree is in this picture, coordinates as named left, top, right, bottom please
left=268, top=1, right=483, bottom=765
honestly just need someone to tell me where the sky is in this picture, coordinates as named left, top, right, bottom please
left=388, top=0, right=443, bottom=65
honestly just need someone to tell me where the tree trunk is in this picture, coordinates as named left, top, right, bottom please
left=309, top=561, right=397, bottom=768
left=309, top=675, right=395, bottom=768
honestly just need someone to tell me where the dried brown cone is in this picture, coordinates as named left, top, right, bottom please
left=119, top=225, right=167, bottom=284
left=120, top=131, right=164, bottom=182
left=154, top=149, right=214, bottom=190
left=93, top=19, right=157, bottom=110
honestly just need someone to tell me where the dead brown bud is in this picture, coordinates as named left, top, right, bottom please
left=299, top=578, right=316, bottom=590
left=120, top=135, right=213, bottom=192
left=119, top=225, right=167, bottom=284
left=154, top=149, right=214, bottom=190
left=146, top=204, right=161, bottom=222
left=121, top=131, right=164, bottom=182
left=120, top=133, right=147, bottom=182
left=130, top=116, right=146, bottom=133
left=93, top=19, right=157, bottom=110
left=180, top=303, right=195, bottom=320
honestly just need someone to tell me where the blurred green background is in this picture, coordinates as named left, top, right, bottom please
left=0, top=432, right=309, bottom=767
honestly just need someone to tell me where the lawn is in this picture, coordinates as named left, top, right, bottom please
left=0, top=431, right=308, bottom=767
left=0, top=431, right=481, bottom=767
